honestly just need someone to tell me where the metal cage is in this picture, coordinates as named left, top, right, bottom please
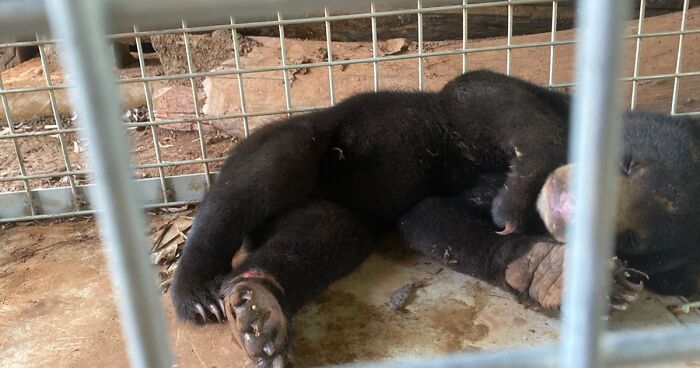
left=1, top=0, right=699, bottom=367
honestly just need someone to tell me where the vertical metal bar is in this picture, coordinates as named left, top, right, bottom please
left=324, top=7, right=336, bottom=106
left=181, top=20, right=212, bottom=187
left=670, top=0, right=689, bottom=114
left=370, top=2, right=380, bottom=91
left=548, top=0, right=558, bottom=86
left=630, top=0, right=646, bottom=109
left=506, top=0, right=513, bottom=75
left=0, top=66, right=36, bottom=217
left=277, top=11, right=293, bottom=117
left=36, top=35, right=78, bottom=201
left=43, top=1, right=173, bottom=367
left=417, top=0, right=424, bottom=91
left=133, top=25, right=169, bottom=203
left=229, top=17, right=251, bottom=137
left=462, top=0, right=469, bottom=74
left=560, top=1, right=629, bottom=368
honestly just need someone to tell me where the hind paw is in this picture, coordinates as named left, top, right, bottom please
left=223, top=278, right=290, bottom=368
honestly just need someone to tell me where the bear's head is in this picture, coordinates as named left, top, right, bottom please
left=537, top=111, right=700, bottom=294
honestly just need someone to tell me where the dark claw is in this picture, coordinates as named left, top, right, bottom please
left=209, top=303, right=223, bottom=323
left=610, top=302, right=628, bottom=312
left=615, top=289, right=640, bottom=304
left=194, top=303, right=207, bottom=323
left=271, top=355, right=285, bottom=368
left=218, top=298, right=226, bottom=316
left=623, top=279, right=644, bottom=292
left=263, top=341, right=275, bottom=356
left=496, top=221, right=517, bottom=235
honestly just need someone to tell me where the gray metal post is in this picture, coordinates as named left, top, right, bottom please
left=42, top=0, right=173, bottom=367
left=560, top=1, right=629, bottom=368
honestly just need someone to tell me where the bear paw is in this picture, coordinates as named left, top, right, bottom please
left=223, top=279, right=290, bottom=368
left=505, top=242, right=645, bottom=312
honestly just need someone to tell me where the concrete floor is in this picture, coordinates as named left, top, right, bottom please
left=1, top=218, right=698, bottom=367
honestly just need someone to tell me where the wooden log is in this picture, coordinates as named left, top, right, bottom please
left=0, top=46, right=37, bottom=72
left=200, top=6, right=700, bottom=136
left=236, top=2, right=693, bottom=42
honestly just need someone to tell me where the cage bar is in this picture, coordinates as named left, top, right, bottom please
left=462, top=0, right=469, bottom=73
left=670, top=0, right=689, bottom=114
left=417, top=0, right=425, bottom=91
left=324, top=7, right=337, bottom=106
left=0, top=70, right=36, bottom=217
left=230, top=16, right=252, bottom=137
left=559, top=1, right=628, bottom=368
left=506, top=0, right=513, bottom=75
left=277, top=11, right=294, bottom=117
left=36, top=35, right=79, bottom=201
left=133, top=24, right=170, bottom=203
left=41, top=0, right=173, bottom=367
left=181, top=20, right=213, bottom=188
left=371, top=2, right=380, bottom=91
left=630, top=0, right=647, bottom=109
left=548, top=0, right=558, bottom=85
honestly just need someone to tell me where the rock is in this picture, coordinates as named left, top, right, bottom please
left=152, top=86, right=187, bottom=116
left=377, top=38, right=407, bottom=56
left=150, top=30, right=260, bottom=85
left=152, top=85, right=211, bottom=132
left=44, top=42, right=134, bottom=71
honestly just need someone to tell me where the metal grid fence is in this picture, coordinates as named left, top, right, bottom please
left=1, top=0, right=700, bottom=368
left=1, top=0, right=699, bottom=222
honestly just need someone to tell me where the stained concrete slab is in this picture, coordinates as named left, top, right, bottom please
left=1, top=219, right=698, bottom=367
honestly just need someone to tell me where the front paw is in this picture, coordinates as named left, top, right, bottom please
left=491, top=188, right=527, bottom=235
left=171, top=274, right=226, bottom=324
left=505, top=241, right=564, bottom=309
left=505, top=243, right=645, bottom=313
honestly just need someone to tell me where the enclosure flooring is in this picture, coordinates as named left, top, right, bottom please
left=0, top=218, right=698, bottom=368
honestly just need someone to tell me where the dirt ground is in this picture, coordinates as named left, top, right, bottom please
left=1, top=216, right=699, bottom=368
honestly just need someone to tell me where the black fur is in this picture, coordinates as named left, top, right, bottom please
left=172, top=69, right=700, bottom=325
left=401, top=86, right=700, bottom=298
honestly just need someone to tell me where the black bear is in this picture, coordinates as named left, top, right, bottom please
left=170, top=70, right=700, bottom=367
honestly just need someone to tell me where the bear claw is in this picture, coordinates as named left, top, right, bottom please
left=209, top=303, right=224, bottom=323
left=192, top=301, right=226, bottom=323
left=496, top=221, right=517, bottom=235
left=608, top=259, right=645, bottom=313
left=194, top=303, right=207, bottom=323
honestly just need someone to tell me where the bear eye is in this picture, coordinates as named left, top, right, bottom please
left=620, top=155, right=634, bottom=176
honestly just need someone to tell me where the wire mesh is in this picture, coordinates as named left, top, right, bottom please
left=0, top=1, right=698, bottom=222
left=2, top=1, right=700, bottom=368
